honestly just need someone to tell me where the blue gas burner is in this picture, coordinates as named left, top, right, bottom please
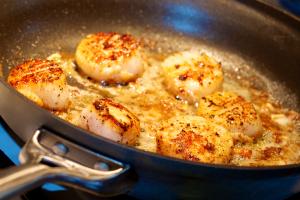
left=280, top=0, right=300, bottom=16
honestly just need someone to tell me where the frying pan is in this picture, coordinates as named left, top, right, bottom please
left=0, top=0, right=300, bottom=199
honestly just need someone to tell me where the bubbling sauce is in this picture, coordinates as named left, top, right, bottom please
left=49, top=49, right=300, bottom=166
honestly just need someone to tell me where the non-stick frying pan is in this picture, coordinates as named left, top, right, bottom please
left=0, top=0, right=300, bottom=199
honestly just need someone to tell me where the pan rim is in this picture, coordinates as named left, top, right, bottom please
left=0, top=0, right=300, bottom=174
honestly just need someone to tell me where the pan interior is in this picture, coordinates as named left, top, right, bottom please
left=0, top=0, right=299, bottom=110
left=0, top=0, right=300, bottom=167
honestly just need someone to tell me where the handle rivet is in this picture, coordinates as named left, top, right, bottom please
left=52, top=142, right=69, bottom=155
left=94, top=162, right=110, bottom=171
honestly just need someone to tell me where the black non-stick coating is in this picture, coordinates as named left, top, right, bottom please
left=0, top=0, right=300, bottom=199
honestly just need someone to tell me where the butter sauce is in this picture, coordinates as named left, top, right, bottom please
left=49, top=50, right=300, bottom=166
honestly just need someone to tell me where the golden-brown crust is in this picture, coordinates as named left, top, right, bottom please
left=156, top=116, right=233, bottom=164
left=201, top=93, right=258, bottom=124
left=75, top=32, right=144, bottom=83
left=233, top=147, right=252, bottom=159
left=261, top=147, right=282, bottom=160
left=198, top=91, right=262, bottom=138
left=92, top=98, right=139, bottom=133
left=162, top=52, right=223, bottom=103
left=170, top=130, right=215, bottom=161
left=175, top=58, right=222, bottom=86
left=79, top=32, right=140, bottom=64
left=7, top=59, right=69, bottom=110
left=83, top=98, right=140, bottom=145
left=8, top=59, right=63, bottom=88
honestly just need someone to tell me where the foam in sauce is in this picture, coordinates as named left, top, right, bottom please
left=48, top=49, right=300, bottom=166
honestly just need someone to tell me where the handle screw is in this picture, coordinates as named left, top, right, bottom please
left=52, top=142, right=69, bottom=156
left=94, top=162, right=110, bottom=171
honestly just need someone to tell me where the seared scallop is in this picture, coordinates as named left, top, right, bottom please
left=156, top=115, right=233, bottom=164
left=162, top=51, right=223, bottom=104
left=198, top=91, right=262, bottom=139
left=7, top=59, right=70, bottom=110
left=79, top=98, right=140, bottom=145
left=75, top=32, right=144, bottom=84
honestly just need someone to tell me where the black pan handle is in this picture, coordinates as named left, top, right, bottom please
left=0, top=129, right=137, bottom=199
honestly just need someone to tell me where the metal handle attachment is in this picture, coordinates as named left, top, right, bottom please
left=0, top=129, right=136, bottom=199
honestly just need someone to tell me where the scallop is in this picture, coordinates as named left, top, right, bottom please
left=75, top=32, right=145, bottom=84
left=198, top=91, right=262, bottom=139
left=156, top=115, right=233, bottom=164
left=162, top=51, right=223, bottom=104
left=7, top=59, right=70, bottom=110
left=79, top=98, right=140, bottom=145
